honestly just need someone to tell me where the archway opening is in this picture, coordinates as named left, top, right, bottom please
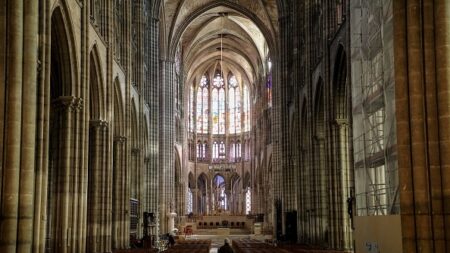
left=46, top=7, right=73, bottom=251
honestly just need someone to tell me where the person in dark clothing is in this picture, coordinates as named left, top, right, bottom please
left=218, top=238, right=234, bottom=253
left=168, top=233, right=175, bottom=247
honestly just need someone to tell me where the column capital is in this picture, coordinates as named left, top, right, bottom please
left=114, top=136, right=127, bottom=143
left=131, top=148, right=141, bottom=155
left=333, top=118, right=348, bottom=127
left=52, top=96, right=84, bottom=112
left=313, top=134, right=325, bottom=142
left=90, top=119, right=109, bottom=129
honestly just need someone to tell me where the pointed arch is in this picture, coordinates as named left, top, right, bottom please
left=130, top=98, right=139, bottom=148
left=50, top=3, right=78, bottom=95
left=45, top=5, right=79, bottom=251
left=89, top=44, right=105, bottom=120
left=114, top=77, right=125, bottom=136
left=243, top=171, right=251, bottom=188
left=188, top=172, right=195, bottom=189
left=332, top=45, right=348, bottom=120
left=329, top=44, right=353, bottom=248
left=197, top=173, right=209, bottom=214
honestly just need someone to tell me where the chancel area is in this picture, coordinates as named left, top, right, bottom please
left=1, top=0, right=450, bottom=253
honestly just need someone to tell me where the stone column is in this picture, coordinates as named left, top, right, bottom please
left=0, top=1, right=24, bottom=252
left=131, top=147, right=141, bottom=238
left=435, top=1, right=450, bottom=251
left=87, top=120, right=103, bottom=253
left=192, top=188, right=198, bottom=215
left=112, top=137, right=122, bottom=249
left=168, top=212, right=177, bottom=233
left=52, top=96, right=78, bottom=253
left=120, top=137, right=128, bottom=249
left=394, top=1, right=448, bottom=252
left=206, top=184, right=212, bottom=215
left=333, top=119, right=352, bottom=250
left=159, top=59, right=175, bottom=233
left=17, top=0, right=38, bottom=251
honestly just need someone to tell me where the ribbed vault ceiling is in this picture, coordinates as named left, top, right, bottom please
left=161, top=0, right=278, bottom=89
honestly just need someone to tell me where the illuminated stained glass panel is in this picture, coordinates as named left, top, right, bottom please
left=189, top=86, right=194, bottom=132
left=243, top=86, right=250, bottom=132
left=218, top=88, right=225, bottom=134
left=196, top=87, right=203, bottom=133
left=229, top=88, right=235, bottom=132
left=187, top=189, right=193, bottom=213
left=212, top=89, right=219, bottom=134
left=213, top=141, right=219, bottom=159
left=196, top=76, right=209, bottom=133
left=202, top=88, right=209, bottom=133
left=219, top=141, right=225, bottom=159
left=228, top=75, right=241, bottom=134
left=245, top=187, right=251, bottom=214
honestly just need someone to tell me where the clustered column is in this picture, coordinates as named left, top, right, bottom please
left=113, top=136, right=127, bottom=249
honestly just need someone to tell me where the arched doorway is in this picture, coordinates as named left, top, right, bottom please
left=213, top=174, right=227, bottom=213
left=197, top=173, right=209, bottom=215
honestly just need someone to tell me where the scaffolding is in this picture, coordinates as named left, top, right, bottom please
left=350, top=0, right=399, bottom=216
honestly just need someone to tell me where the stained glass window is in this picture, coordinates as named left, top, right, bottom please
left=190, top=72, right=250, bottom=135
left=228, top=75, right=241, bottom=134
left=236, top=141, right=241, bottom=158
left=221, top=188, right=227, bottom=210
left=230, top=142, right=235, bottom=161
left=196, top=76, right=209, bottom=133
left=189, top=86, right=194, bottom=131
left=219, top=141, right=225, bottom=159
left=230, top=141, right=241, bottom=162
left=214, top=175, right=227, bottom=210
left=202, top=141, right=207, bottom=158
left=187, top=188, right=193, bottom=213
left=196, top=141, right=202, bottom=159
left=212, top=89, right=219, bottom=134
left=212, top=73, right=225, bottom=134
left=218, top=88, right=225, bottom=134
left=243, top=86, right=250, bottom=132
left=212, top=141, right=219, bottom=159
left=267, top=59, right=272, bottom=107
left=245, top=187, right=251, bottom=214
left=189, top=71, right=251, bottom=164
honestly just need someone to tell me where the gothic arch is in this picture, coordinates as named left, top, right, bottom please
left=329, top=45, right=352, bottom=249
left=50, top=2, right=78, bottom=95
left=188, top=172, right=195, bottom=189
left=114, top=77, right=125, bottom=136
left=130, top=98, right=139, bottom=148
left=197, top=173, right=209, bottom=214
left=243, top=171, right=251, bottom=188
left=89, top=45, right=106, bottom=120
left=45, top=6, right=78, bottom=251
left=332, top=45, right=348, bottom=120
